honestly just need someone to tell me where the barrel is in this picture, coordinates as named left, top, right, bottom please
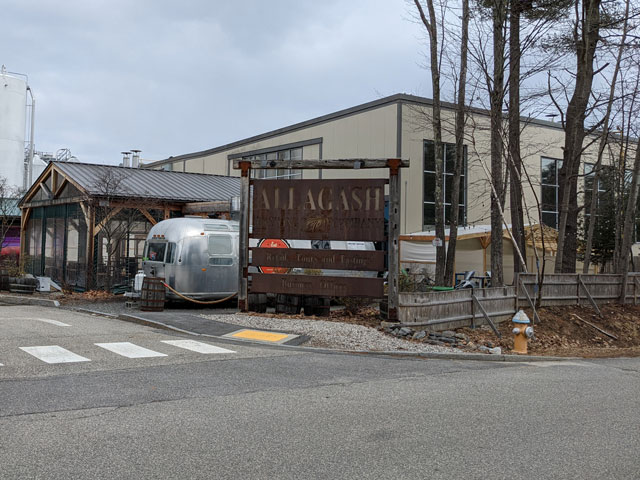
left=140, top=277, right=166, bottom=312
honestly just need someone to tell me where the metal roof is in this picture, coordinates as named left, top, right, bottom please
left=54, top=161, right=240, bottom=202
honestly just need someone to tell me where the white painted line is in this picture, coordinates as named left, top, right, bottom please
left=161, top=340, right=236, bottom=354
left=521, top=361, right=588, bottom=368
left=33, top=318, right=71, bottom=327
left=95, top=342, right=168, bottom=358
left=20, top=346, right=90, bottom=364
left=0, top=363, right=3, bottom=366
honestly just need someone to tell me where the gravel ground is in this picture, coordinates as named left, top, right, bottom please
left=200, top=312, right=460, bottom=353
left=32, top=294, right=458, bottom=354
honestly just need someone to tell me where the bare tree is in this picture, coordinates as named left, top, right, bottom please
left=554, top=0, right=603, bottom=273
left=90, top=169, right=151, bottom=290
left=414, top=0, right=448, bottom=285
left=443, top=0, right=470, bottom=285
left=583, top=0, right=633, bottom=273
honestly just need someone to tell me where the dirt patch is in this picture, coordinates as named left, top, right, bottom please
left=457, top=304, right=640, bottom=357
left=57, top=290, right=122, bottom=306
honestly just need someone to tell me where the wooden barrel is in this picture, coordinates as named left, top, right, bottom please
left=140, top=277, right=166, bottom=312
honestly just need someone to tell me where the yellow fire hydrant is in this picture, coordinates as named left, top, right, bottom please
left=512, top=310, right=534, bottom=354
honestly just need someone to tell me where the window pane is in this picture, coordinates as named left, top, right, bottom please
left=166, top=243, right=176, bottom=264
left=147, top=242, right=167, bottom=262
left=541, top=158, right=556, bottom=185
left=424, top=173, right=435, bottom=203
left=445, top=144, right=456, bottom=173
left=290, top=148, right=303, bottom=160
left=208, top=235, right=232, bottom=255
left=542, top=212, right=557, bottom=229
left=423, top=203, right=435, bottom=227
left=541, top=185, right=557, bottom=212
left=424, top=141, right=435, bottom=172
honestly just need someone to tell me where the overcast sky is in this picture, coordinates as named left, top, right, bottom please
left=2, top=0, right=429, bottom=166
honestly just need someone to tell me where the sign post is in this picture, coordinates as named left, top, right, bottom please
left=234, top=158, right=409, bottom=320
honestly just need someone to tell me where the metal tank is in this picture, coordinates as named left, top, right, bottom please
left=142, top=217, right=240, bottom=300
left=0, top=67, right=28, bottom=189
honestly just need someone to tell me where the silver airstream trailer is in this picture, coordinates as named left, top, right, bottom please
left=142, top=217, right=239, bottom=300
left=141, top=216, right=379, bottom=303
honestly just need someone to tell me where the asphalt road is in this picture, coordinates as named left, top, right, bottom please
left=1, top=304, right=638, bottom=479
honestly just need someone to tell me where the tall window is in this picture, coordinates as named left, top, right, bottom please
left=541, top=157, right=562, bottom=229
left=248, top=147, right=303, bottom=180
left=423, top=140, right=466, bottom=228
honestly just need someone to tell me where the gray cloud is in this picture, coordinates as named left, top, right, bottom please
left=2, top=0, right=426, bottom=165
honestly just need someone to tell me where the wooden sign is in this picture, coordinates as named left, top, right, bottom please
left=251, top=248, right=384, bottom=271
left=251, top=273, right=384, bottom=297
left=251, top=179, right=386, bottom=241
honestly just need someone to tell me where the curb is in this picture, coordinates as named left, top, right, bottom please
left=44, top=302, right=579, bottom=363
left=0, top=294, right=60, bottom=308
left=108, top=310, right=577, bottom=362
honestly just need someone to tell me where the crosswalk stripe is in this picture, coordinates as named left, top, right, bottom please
left=95, top=342, right=168, bottom=358
left=33, top=318, right=71, bottom=327
left=19, top=346, right=90, bottom=364
left=161, top=340, right=236, bottom=354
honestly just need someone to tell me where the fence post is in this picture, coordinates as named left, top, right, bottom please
left=237, top=161, right=251, bottom=312
left=577, top=274, right=581, bottom=306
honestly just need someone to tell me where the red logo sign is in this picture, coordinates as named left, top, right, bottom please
left=257, top=239, right=290, bottom=274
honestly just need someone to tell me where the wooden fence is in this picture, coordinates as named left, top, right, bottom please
left=396, top=273, right=640, bottom=332
left=516, top=273, right=640, bottom=307
left=398, top=287, right=516, bottom=332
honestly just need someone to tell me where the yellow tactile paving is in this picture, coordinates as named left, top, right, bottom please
left=230, top=330, right=290, bottom=342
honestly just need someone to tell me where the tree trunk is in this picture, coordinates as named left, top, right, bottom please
left=508, top=0, right=527, bottom=277
left=618, top=142, right=640, bottom=301
left=555, top=0, right=601, bottom=273
left=490, top=0, right=506, bottom=286
left=414, top=0, right=446, bottom=285
left=444, top=0, right=469, bottom=286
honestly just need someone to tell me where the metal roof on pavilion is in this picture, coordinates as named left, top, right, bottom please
left=50, top=161, right=241, bottom=203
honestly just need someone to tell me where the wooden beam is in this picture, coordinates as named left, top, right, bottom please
left=138, top=208, right=157, bottom=226
left=94, top=207, right=124, bottom=235
left=19, top=207, right=32, bottom=258
left=387, top=159, right=401, bottom=321
left=54, top=177, right=68, bottom=197
left=518, top=276, right=542, bottom=325
left=182, top=201, right=231, bottom=214
left=233, top=158, right=410, bottom=170
left=579, top=276, right=603, bottom=317
left=86, top=203, right=95, bottom=289
left=472, top=294, right=501, bottom=337
left=238, top=161, right=251, bottom=311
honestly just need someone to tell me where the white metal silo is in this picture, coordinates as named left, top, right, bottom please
left=0, top=66, right=28, bottom=190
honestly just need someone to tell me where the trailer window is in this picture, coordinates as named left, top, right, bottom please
left=147, top=242, right=167, bottom=262
left=209, top=257, right=233, bottom=266
left=166, top=243, right=176, bottom=263
left=208, top=235, right=232, bottom=255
